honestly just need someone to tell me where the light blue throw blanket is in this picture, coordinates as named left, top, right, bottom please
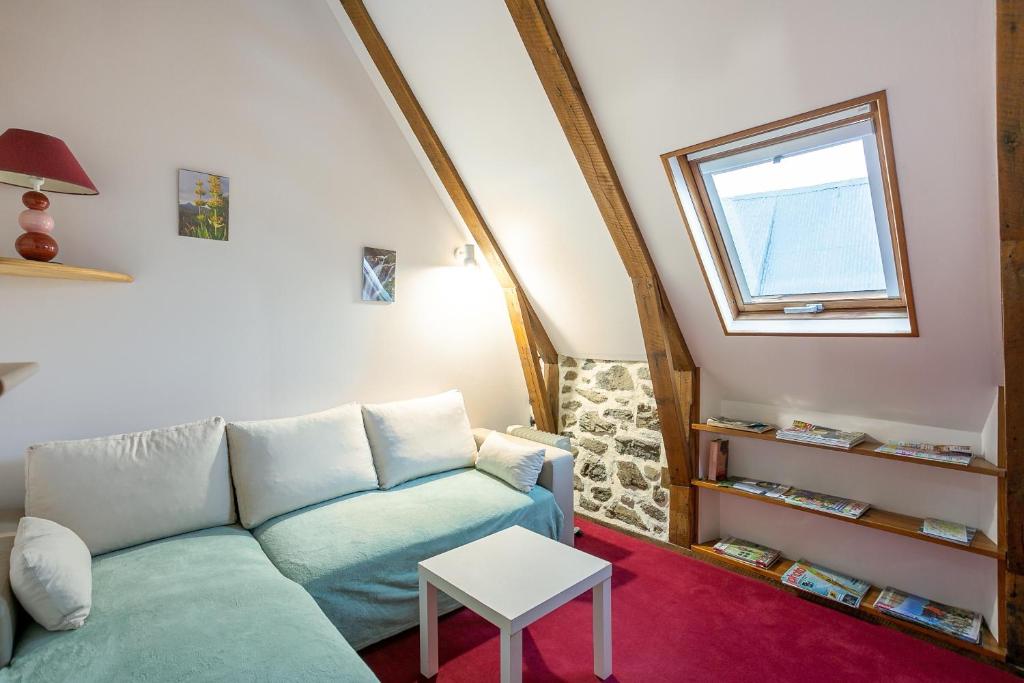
left=255, top=468, right=564, bottom=650
left=1, top=526, right=376, bottom=682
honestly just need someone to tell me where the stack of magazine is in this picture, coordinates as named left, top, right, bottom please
left=714, top=479, right=870, bottom=519
left=873, top=588, right=983, bottom=644
left=921, top=518, right=977, bottom=546
left=780, top=560, right=871, bottom=608
left=716, top=477, right=791, bottom=498
left=712, top=537, right=780, bottom=569
left=707, top=417, right=773, bottom=433
left=776, top=420, right=866, bottom=449
left=875, top=442, right=973, bottom=466
left=784, top=489, right=870, bottom=519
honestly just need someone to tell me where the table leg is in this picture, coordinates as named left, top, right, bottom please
left=500, top=627, right=523, bottom=683
left=593, top=578, right=612, bottom=679
left=419, top=574, right=438, bottom=678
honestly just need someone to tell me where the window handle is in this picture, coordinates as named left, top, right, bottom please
left=783, top=303, right=824, bottom=314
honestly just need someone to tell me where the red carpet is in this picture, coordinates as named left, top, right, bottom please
left=361, top=519, right=1015, bottom=682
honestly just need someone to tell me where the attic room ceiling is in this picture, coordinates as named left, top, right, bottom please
left=340, top=0, right=1002, bottom=431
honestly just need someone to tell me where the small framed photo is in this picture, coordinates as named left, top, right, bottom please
left=178, top=169, right=229, bottom=241
left=362, top=247, right=396, bottom=303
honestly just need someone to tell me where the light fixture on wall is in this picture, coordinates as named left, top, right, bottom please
left=454, top=244, right=478, bottom=267
left=0, top=128, right=98, bottom=262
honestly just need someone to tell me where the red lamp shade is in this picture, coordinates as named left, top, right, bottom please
left=0, top=128, right=98, bottom=195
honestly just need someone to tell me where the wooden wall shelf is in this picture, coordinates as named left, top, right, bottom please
left=692, top=479, right=1002, bottom=558
left=691, top=541, right=1004, bottom=661
left=0, top=257, right=132, bottom=283
left=693, top=423, right=1004, bottom=477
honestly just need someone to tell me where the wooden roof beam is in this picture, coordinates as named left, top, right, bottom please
left=339, top=0, right=557, bottom=432
left=506, top=0, right=699, bottom=545
left=998, top=0, right=1024, bottom=663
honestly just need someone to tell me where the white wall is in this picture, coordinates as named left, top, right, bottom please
left=0, top=0, right=531, bottom=508
left=360, top=0, right=646, bottom=361
left=547, top=0, right=1001, bottom=431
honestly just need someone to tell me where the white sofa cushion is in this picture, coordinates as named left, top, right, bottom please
left=475, top=432, right=546, bottom=493
left=9, top=517, right=92, bottom=631
left=362, top=390, right=477, bottom=489
left=227, top=404, right=380, bottom=528
left=25, top=417, right=235, bottom=556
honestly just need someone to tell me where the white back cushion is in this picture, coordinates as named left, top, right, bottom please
left=362, top=390, right=477, bottom=489
left=227, top=404, right=379, bottom=529
left=10, top=517, right=92, bottom=631
left=25, top=417, right=235, bottom=556
left=475, top=432, right=546, bottom=493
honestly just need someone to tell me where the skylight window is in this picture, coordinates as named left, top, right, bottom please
left=663, top=92, right=916, bottom=336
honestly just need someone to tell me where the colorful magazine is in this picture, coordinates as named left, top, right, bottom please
left=717, top=478, right=792, bottom=498
left=781, top=560, right=871, bottom=608
left=873, top=588, right=982, bottom=643
left=712, top=536, right=780, bottom=569
left=776, top=420, right=866, bottom=449
left=921, top=519, right=977, bottom=546
left=784, top=489, right=870, bottom=519
left=875, top=442, right=973, bottom=466
left=707, top=417, right=774, bottom=433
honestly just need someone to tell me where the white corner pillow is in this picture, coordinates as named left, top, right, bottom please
left=362, top=390, right=478, bottom=489
left=25, top=417, right=235, bottom=556
left=227, top=404, right=380, bottom=528
left=10, top=517, right=92, bottom=631
left=475, top=432, right=546, bottom=493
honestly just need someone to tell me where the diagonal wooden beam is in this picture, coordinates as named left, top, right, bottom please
left=339, top=0, right=557, bottom=432
left=506, top=0, right=699, bottom=545
left=998, top=0, right=1024, bottom=662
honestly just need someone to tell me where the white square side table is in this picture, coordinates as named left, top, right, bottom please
left=418, top=525, right=612, bottom=683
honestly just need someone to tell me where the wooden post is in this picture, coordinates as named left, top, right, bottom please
left=505, top=0, right=700, bottom=545
left=339, top=0, right=558, bottom=433
left=998, top=0, right=1024, bottom=663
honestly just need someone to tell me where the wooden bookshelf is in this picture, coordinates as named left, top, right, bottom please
left=0, top=257, right=132, bottom=283
left=691, top=541, right=1004, bottom=661
left=692, top=423, right=1004, bottom=477
left=692, top=479, right=1002, bottom=559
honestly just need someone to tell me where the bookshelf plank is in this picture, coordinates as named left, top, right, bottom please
left=692, top=479, right=1002, bottom=559
left=692, top=423, right=1004, bottom=477
left=691, top=542, right=1004, bottom=660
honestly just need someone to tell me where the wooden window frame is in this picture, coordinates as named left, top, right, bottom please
left=662, top=91, right=917, bottom=336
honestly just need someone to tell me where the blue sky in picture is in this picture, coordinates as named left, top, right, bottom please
left=178, top=169, right=230, bottom=205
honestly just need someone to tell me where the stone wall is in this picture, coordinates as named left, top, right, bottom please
left=558, top=356, right=668, bottom=541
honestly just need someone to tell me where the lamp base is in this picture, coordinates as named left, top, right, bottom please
left=16, top=190, right=58, bottom=262
left=16, top=232, right=59, bottom=262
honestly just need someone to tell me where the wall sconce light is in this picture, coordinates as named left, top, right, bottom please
left=454, top=244, right=478, bottom=267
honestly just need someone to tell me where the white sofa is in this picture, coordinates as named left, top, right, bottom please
left=0, top=403, right=574, bottom=682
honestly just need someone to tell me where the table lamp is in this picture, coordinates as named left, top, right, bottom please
left=0, top=128, right=98, bottom=262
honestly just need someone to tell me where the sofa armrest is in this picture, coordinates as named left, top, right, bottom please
left=0, top=510, right=20, bottom=668
left=473, top=428, right=574, bottom=546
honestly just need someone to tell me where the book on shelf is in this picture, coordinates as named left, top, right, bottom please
left=706, top=416, right=774, bottom=433
left=775, top=420, right=866, bottom=449
left=780, top=560, right=871, bottom=608
left=874, top=442, right=973, bottom=466
left=712, top=536, right=781, bottom=569
left=921, top=518, right=977, bottom=546
left=708, top=439, right=729, bottom=482
left=716, top=477, right=792, bottom=498
left=872, top=587, right=982, bottom=644
left=783, top=489, right=870, bottom=519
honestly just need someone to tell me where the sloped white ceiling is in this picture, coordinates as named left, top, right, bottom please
left=348, top=0, right=1002, bottom=431
left=358, top=0, right=645, bottom=360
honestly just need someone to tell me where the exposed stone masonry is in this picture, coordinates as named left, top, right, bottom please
left=559, top=355, right=668, bottom=540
